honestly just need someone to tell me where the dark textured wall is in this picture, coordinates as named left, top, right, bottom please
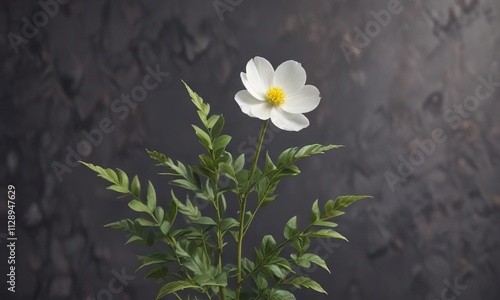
left=1, top=0, right=499, bottom=299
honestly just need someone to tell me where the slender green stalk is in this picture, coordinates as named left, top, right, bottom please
left=214, top=176, right=226, bottom=300
left=249, top=120, right=269, bottom=180
left=214, top=172, right=226, bottom=300
left=235, top=120, right=269, bottom=299
left=242, top=202, right=263, bottom=235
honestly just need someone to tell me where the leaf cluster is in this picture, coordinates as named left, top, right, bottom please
left=81, top=82, right=371, bottom=300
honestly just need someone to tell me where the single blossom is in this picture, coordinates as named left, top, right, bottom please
left=235, top=57, right=321, bottom=131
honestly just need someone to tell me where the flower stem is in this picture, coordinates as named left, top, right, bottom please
left=249, top=120, right=269, bottom=179
left=236, top=120, right=269, bottom=299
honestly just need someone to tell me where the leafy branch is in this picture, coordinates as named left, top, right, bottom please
left=81, top=82, right=371, bottom=300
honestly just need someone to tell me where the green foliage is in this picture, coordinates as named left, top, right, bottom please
left=81, top=82, right=371, bottom=300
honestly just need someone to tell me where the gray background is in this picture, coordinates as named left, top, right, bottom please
left=1, top=0, right=499, bottom=299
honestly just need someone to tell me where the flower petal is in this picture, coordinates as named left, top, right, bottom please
left=281, top=85, right=321, bottom=114
left=241, top=57, right=274, bottom=100
left=250, top=102, right=272, bottom=120
left=235, top=90, right=261, bottom=117
left=270, top=107, right=310, bottom=131
left=251, top=56, right=274, bottom=89
left=273, top=60, right=306, bottom=95
left=241, top=73, right=265, bottom=101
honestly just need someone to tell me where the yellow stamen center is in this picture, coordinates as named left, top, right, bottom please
left=266, top=87, right=285, bottom=106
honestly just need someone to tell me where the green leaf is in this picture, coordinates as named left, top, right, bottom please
left=171, top=179, right=199, bottom=191
left=137, top=253, right=176, bottom=271
left=270, top=256, right=293, bottom=273
left=260, top=194, right=277, bottom=205
left=299, top=253, right=330, bottom=273
left=80, top=162, right=118, bottom=184
left=332, top=195, right=372, bottom=210
left=310, top=199, right=320, bottom=223
left=219, top=162, right=236, bottom=181
left=175, top=241, right=212, bottom=276
left=211, top=115, right=225, bottom=137
left=265, top=264, right=287, bottom=279
left=313, top=221, right=338, bottom=228
left=156, top=280, right=201, bottom=299
left=135, top=218, right=157, bottom=227
left=116, top=168, right=129, bottom=187
left=104, top=169, right=119, bottom=183
left=308, top=229, right=347, bottom=241
left=213, top=135, right=232, bottom=151
left=131, top=175, right=141, bottom=198
left=254, top=275, right=268, bottom=291
left=154, top=207, right=165, bottom=224
left=125, top=235, right=145, bottom=245
left=241, top=258, right=255, bottom=274
left=107, top=184, right=130, bottom=193
left=218, top=194, right=227, bottom=214
left=192, top=216, right=217, bottom=226
left=146, top=149, right=171, bottom=166
left=217, top=150, right=232, bottom=165
left=146, top=181, right=157, bottom=211
left=165, top=200, right=178, bottom=225
left=283, top=276, right=327, bottom=294
left=295, top=144, right=343, bottom=159
left=275, top=164, right=300, bottom=179
left=264, top=152, right=277, bottom=173
left=291, top=236, right=310, bottom=253
left=261, top=235, right=277, bottom=254
left=160, top=221, right=171, bottom=235
left=192, top=165, right=217, bottom=183
left=207, top=115, right=220, bottom=129
left=276, top=144, right=343, bottom=169
left=256, top=177, right=270, bottom=199
left=236, top=170, right=250, bottom=192
left=192, top=125, right=212, bottom=150
left=196, top=111, right=208, bottom=128
left=128, top=200, right=150, bottom=214
left=199, top=154, right=215, bottom=171
left=171, top=191, right=202, bottom=223
left=230, top=230, right=239, bottom=242
left=104, top=220, right=126, bottom=230
left=233, top=154, right=245, bottom=173
left=323, top=195, right=372, bottom=218
left=277, top=148, right=297, bottom=168
left=193, top=271, right=227, bottom=287
left=290, top=253, right=309, bottom=268
left=267, top=289, right=296, bottom=300
left=145, top=266, right=169, bottom=279
left=220, top=218, right=239, bottom=232
left=284, top=216, right=298, bottom=239
left=182, top=81, right=210, bottom=117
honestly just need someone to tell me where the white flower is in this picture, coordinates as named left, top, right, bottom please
left=235, top=57, right=321, bottom=131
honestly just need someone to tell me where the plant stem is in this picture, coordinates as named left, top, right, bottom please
left=215, top=186, right=226, bottom=300
left=242, top=202, right=262, bottom=235
left=249, top=120, right=269, bottom=180
left=173, top=292, right=182, bottom=300
left=235, top=120, right=269, bottom=299
left=213, top=169, right=226, bottom=300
